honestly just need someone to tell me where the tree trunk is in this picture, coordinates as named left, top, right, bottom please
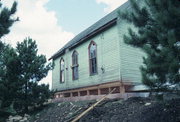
left=24, top=80, right=28, bottom=113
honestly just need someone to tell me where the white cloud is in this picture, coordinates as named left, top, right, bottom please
left=96, top=0, right=128, bottom=13
left=2, top=0, right=75, bottom=89
left=1, top=0, right=128, bottom=90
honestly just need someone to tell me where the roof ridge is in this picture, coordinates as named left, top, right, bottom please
left=49, top=1, right=130, bottom=60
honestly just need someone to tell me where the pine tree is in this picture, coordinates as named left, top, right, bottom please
left=120, top=0, right=180, bottom=91
left=0, top=2, right=18, bottom=119
left=16, top=37, right=51, bottom=112
left=0, top=2, right=17, bottom=39
left=0, top=1, right=17, bottom=58
left=0, top=45, right=21, bottom=115
left=31, top=83, right=50, bottom=107
left=0, top=1, right=51, bottom=117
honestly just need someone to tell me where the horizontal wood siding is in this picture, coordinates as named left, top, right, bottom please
left=52, top=25, right=121, bottom=91
left=117, top=20, right=145, bottom=84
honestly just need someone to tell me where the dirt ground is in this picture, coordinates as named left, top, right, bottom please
left=30, top=97, right=180, bottom=122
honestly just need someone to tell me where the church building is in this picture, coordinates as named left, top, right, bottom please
left=49, top=1, right=146, bottom=101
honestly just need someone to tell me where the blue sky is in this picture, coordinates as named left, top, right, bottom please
left=46, top=0, right=107, bottom=34
left=2, top=0, right=127, bottom=88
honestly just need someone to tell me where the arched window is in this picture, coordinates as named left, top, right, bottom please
left=72, top=51, right=79, bottom=80
left=88, top=41, right=97, bottom=75
left=60, top=58, right=65, bottom=83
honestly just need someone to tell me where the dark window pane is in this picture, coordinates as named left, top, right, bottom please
left=94, top=58, right=97, bottom=73
left=90, top=59, right=93, bottom=73
left=72, top=51, right=79, bottom=80
left=72, top=51, right=78, bottom=65
left=92, top=59, right=95, bottom=73
left=73, top=66, right=78, bottom=80
left=90, top=58, right=97, bottom=74
left=75, top=67, right=78, bottom=79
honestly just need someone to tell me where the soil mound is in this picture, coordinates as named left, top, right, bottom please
left=31, top=97, right=180, bottom=122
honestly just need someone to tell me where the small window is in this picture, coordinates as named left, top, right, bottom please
left=72, top=51, right=79, bottom=80
left=60, top=58, right=65, bottom=83
left=88, top=41, right=97, bottom=75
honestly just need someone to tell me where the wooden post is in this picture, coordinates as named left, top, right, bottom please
left=71, top=88, right=116, bottom=122
left=120, top=85, right=125, bottom=93
left=87, top=90, right=90, bottom=96
left=78, top=91, right=80, bottom=97
left=98, top=88, right=100, bottom=95
left=70, top=92, right=73, bottom=97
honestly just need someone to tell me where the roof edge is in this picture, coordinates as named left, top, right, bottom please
left=49, top=18, right=117, bottom=61
left=49, top=1, right=130, bottom=61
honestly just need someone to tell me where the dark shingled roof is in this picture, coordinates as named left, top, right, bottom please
left=49, top=1, right=130, bottom=60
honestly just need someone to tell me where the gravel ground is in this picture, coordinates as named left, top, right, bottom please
left=30, top=97, right=180, bottom=122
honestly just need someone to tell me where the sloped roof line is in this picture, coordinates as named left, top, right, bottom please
left=49, top=1, right=130, bottom=60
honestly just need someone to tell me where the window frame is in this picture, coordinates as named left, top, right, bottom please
left=60, top=58, right=65, bottom=83
left=72, top=50, right=79, bottom=80
left=88, top=41, right=98, bottom=76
